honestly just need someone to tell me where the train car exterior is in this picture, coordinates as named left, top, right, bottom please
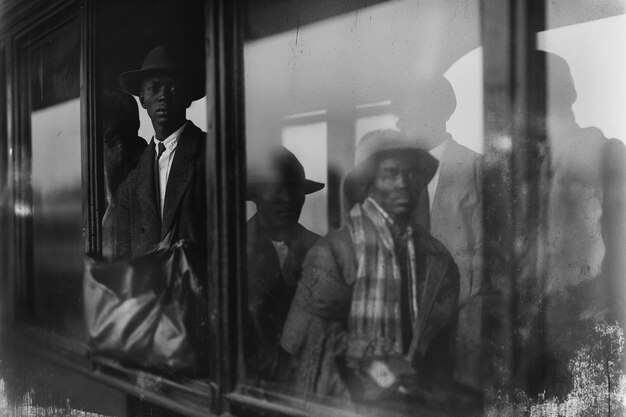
left=1, top=1, right=625, bottom=416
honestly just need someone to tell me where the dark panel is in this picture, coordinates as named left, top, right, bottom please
left=28, top=20, right=80, bottom=110
left=95, top=0, right=205, bottom=91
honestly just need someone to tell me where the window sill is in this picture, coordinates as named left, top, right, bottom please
left=8, top=324, right=216, bottom=417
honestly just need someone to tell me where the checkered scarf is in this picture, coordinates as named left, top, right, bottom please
left=346, top=197, right=419, bottom=362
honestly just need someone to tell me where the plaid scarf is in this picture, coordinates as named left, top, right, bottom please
left=346, top=197, right=419, bottom=362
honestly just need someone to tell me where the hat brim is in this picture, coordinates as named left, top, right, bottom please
left=343, top=148, right=438, bottom=207
left=118, top=69, right=206, bottom=101
left=247, top=179, right=325, bottom=201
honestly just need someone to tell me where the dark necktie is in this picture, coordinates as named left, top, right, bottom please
left=391, top=226, right=414, bottom=354
left=154, top=142, right=166, bottom=211
left=416, top=188, right=431, bottom=230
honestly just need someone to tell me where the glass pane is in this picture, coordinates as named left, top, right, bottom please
left=29, top=17, right=83, bottom=338
left=87, top=0, right=214, bottom=389
left=243, top=0, right=484, bottom=414
left=509, top=8, right=626, bottom=414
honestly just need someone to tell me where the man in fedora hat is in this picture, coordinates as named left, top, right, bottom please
left=245, top=144, right=324, bottom=383
left=104, top=44, right=207, bottom=259
left=280, top=130, right=461, bottom=407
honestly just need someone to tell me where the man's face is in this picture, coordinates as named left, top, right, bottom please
left=255, top=183, right=306, bottom=233
left=139, top=74, right=190, bottom=130
left=368, top=155, right=421, bottom=221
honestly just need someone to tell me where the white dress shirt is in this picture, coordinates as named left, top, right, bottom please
left=427, top=136, right=450, bottom=212
left=271, top=240, right=289, bottom=270
left=154, top=121, right=188, bottom=216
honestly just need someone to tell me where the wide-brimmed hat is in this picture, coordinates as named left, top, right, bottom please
left=344, top=129, right=438, bottom=205
left=118, top=45, right=205, bottom=101
left=247, top=145, right=325, bottom=201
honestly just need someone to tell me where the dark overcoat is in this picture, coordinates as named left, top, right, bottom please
left=280, top=220, right=459, bottom=399
left=245, top=214, right=320, bottom=383
left=102, top=121, right=207, bottom=259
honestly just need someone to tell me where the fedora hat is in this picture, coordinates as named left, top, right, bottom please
left=247, top=145, right=324, bottom=201
left=118, top=44, right=205, bottom=101
left=344, top=129, right=438, bottom=206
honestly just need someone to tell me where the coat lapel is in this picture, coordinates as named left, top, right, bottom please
left=247, top=215, right=284, bottom=302
left=136, top=141, right=161, bottom=244
left=431, top=139, right=460, bottom=215
left=161, top=122, right=200, bottom=237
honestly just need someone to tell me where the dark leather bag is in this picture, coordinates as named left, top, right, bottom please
left=83, top=230, right=209, bottom=376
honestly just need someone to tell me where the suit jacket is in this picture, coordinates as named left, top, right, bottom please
left=103, top=121, right=207, bottom=259
left=245, top=214, right=320, bottom=382
left=425, top=138, right=482, bottom=303
left=415, top=137, right=482, bottom=389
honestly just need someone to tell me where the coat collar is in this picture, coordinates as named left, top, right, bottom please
left=429, top=137, right=463, bottom=210
left=246, top=213, right=318, bottom=289
left=134, top=121, right=204, bottom=243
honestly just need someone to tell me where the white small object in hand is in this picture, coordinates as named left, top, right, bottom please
left=365, top=360, right=397, bottom=388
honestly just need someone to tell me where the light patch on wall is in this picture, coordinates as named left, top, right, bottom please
left=135, top=97, right=207, bottom=142
left=282, top=122, right=328, bottom=235
left=354, top=114, right=399, bottom=148
left=538, top=14, right=626, bottom=143
left=444, top=47, right=484, bottom=155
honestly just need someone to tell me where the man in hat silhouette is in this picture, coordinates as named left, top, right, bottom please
left=281, top=130, right=461, bottom=407
left=104, top=44, right=207, bottom=259
left=245, top=144, right=324, bottom=383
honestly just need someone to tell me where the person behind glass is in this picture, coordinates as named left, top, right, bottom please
left=104, top=44, right=206, bottom=260
left=518, top=50, right=626, bottom=399
left=394, top=76, right=483, bottom=389
left=101, top=89, right=147, bottom=206
left=245, top=145, right=324, bottom=384
left=281, top=130, right=460, bottom=405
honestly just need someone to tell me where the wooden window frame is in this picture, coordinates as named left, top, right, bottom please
left=0, top=0, right=553, bottom=415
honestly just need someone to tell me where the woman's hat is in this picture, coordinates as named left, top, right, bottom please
left=344, top=129, right=438, bottom=205
left=118, top=45, right=205, bottom=101
left=247, top=145, right=325, bottom=201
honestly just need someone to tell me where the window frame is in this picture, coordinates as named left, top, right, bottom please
left=0, top=0, right=222, bottom=416
left=0, top=0, right=562, bottom=415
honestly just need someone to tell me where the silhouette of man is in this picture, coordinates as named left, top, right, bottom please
left=522, top=50, right=626, bottom=398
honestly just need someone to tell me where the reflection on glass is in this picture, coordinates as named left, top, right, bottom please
left=245, top=145, right=324, bottom=386
left=31, top=99, right=83, bottom=337
left=282, top=122, right=328, bottom=235
left=27, top=17, right=83, bottom=338
left=510, top=12, right=626, bottom=414
left=244, top=0, right=483, bottom=414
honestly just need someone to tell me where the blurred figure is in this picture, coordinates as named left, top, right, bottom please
left=394, top=76, right=483, bottom=388
left=246, top=145, right=324, bottom=384
left=281, top=131, right=462, bottom=409
left=102, top=89, right=146, bottom=205
left=522, top=51, right=626, bottom=399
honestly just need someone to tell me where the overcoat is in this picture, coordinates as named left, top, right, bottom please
left=417, top=138, right=483, bottom=387
left=103, top=121, right=207, bottom=259
left=280, top=219, right=459, bottom=399
left=244, top=214, right=320, bottom=382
